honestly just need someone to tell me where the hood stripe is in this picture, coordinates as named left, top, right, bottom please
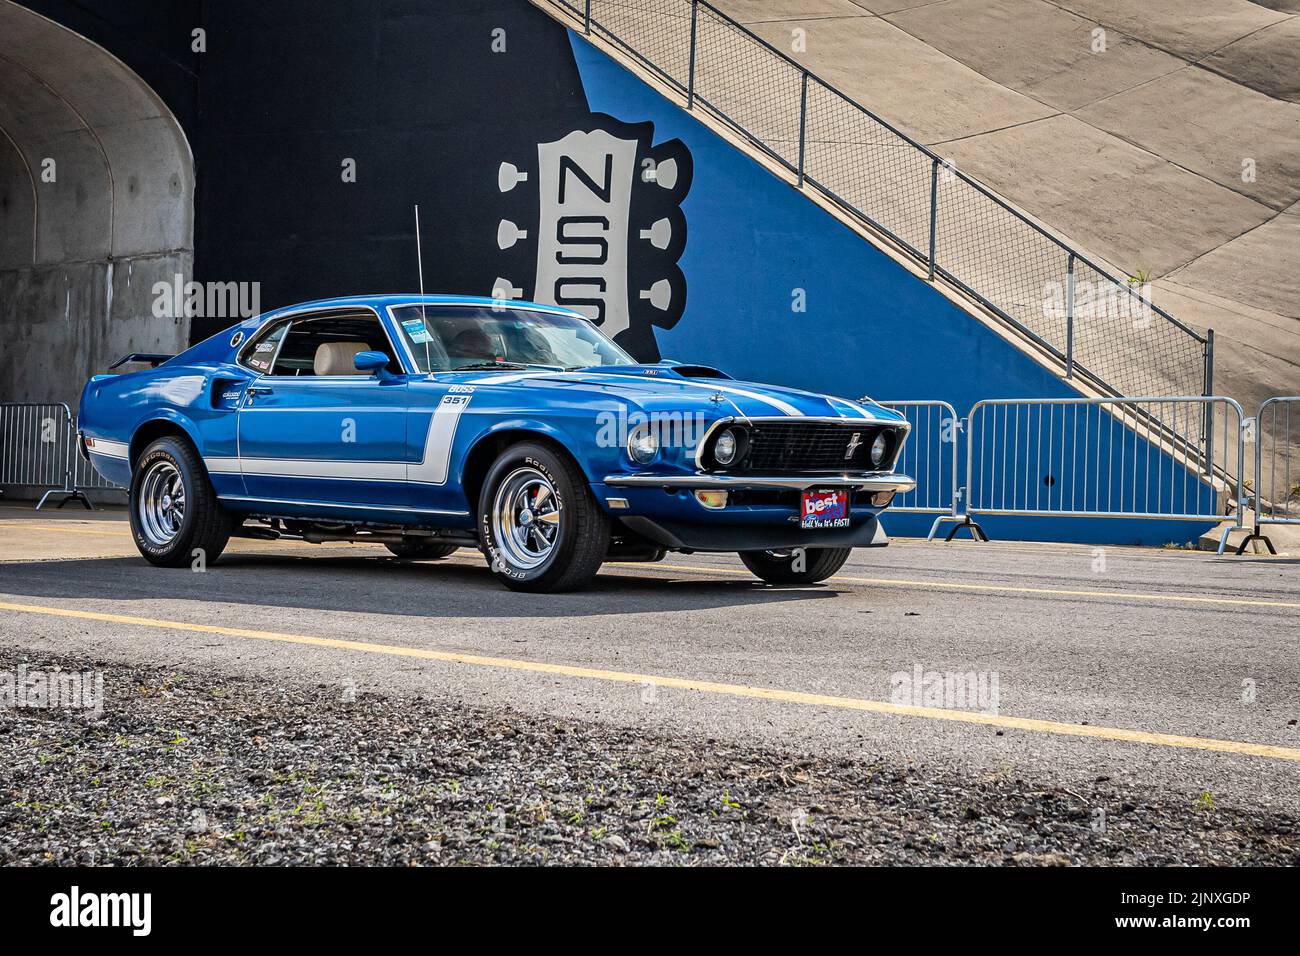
left=665, top=379, right=803, bottom=416
left=466, top=371, right=555, bottom=385
left=461, top=370, right=890, bottom=421
left=465, top=369, right=805, bottom=416
left=830, top=397, right=876, bottom=419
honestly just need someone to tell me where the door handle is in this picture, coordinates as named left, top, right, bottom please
left=245, top=385, right=273, bottom=406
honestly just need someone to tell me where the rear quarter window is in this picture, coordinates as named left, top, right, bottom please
left=238, top=322, right=289, bottom=373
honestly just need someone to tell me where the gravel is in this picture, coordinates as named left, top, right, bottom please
left=2, top=649, right=1297, bottom=866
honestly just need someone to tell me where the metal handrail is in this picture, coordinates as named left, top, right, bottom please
left=545, top=0, right=1212, bottom=405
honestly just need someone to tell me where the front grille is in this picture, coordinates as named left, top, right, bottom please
left=742, top=421, right=899, bottom=471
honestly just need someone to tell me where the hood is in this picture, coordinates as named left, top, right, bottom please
left=445, top=363, right=904, bottom=423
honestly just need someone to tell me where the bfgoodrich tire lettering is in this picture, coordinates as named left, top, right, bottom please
left=477, top=442, right=609, bottom=592
left=129, top=436, right=233, bottom=568
left=739, top=547, right=851, bottom=585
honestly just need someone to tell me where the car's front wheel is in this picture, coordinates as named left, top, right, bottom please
left=129, top=436, right=233, bottom=568
left=739, top=547, right=851, bottom=585
left=477, top=442, right=609, bottom=592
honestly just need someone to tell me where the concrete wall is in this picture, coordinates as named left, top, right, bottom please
left=0, top=0, right=193, bottom=411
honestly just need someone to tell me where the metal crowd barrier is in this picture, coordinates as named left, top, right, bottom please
left=928, top=396, right=1245, bottom=553
left=1237, top=396, right=1300, bottom=554
left=0, top=402, right=77, bottom=508
left=880, top=400, right=959, bottom=532
left=0, top=401, right=123, bottom=510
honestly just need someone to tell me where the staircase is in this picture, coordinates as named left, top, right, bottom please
left=535, top=0, right=1214, bottom=413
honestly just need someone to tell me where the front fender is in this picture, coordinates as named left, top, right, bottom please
left=464, top=416, right=614, bottom=480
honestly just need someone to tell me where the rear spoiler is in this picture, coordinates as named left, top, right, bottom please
left=108, top=353, right=174, bottom=371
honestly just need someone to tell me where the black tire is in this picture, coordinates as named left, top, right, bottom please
left=477, top=442, right=609, bottom=592
left=129, top=436, right=233, bottom=568
left=385, top=539, right=459, bottom=560
left=739, top=547, right=852, bottom=585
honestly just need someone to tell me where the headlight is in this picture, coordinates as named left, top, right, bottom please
left=870, top=432, right=889, bottom=467
left=713, top=429, right=739, bottom=466
left=627, top=424, right=659, bottom=464
left=705, top=425, right=748, bottom=470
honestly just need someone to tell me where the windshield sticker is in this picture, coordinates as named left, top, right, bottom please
left=402, top=318, right=434, bottom=344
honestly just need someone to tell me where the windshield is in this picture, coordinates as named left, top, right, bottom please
left=389, top=305, right=636, bottom=373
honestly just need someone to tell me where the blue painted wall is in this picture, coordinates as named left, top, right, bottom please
left=569, top=31, right=1217, bottom=547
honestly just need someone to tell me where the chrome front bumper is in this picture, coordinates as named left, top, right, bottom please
left=603, top=471, right=916, bottom=493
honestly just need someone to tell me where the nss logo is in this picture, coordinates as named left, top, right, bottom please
left=492, top=114, right=692, bottom=362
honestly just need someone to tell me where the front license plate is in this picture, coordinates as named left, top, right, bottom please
left=800, top=489, right=850, bottom=529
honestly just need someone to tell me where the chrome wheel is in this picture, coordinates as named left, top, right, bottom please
left=491, top=466, right=561, bottom=570
left=137, top=459, right=186, bottom=546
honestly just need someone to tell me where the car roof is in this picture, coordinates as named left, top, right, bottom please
left=256, top=294, right=587, bottom=322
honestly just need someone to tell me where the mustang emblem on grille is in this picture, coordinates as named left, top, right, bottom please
left=845, top=432, right=863, bottom=460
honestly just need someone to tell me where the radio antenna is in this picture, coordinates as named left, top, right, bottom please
left=414, top=204, right=431, bottom=372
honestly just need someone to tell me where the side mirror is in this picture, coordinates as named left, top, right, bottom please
left=354, top=351, right=393, bottom=377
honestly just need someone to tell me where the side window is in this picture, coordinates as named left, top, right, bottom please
left=239, top=322, right=289, bottom=374
left=263, top=312, right=401, bottom=377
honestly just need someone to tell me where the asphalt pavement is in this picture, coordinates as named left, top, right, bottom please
left=2, top=504, right=1298, bottom=818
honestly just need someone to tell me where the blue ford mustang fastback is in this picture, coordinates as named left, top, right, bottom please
left=78, top=295, right=913, bottom=591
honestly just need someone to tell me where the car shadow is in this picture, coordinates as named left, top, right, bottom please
left=0, top=553, right=842, bottom=620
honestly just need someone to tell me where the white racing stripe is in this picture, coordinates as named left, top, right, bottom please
left=410, top=393, right=470, bottom=484
left=466, top=371, right=555, bottom=386
left=206, top=457, right=242, bottom=475
left=667, top=378, right=804, bottom=416
left=213, top=392, right=470, bottom=486
left=467, top=369, right=808, bottom=416
left=829, top=397, right=878, bottom=419
left=87, top=438, right=128, bottom=459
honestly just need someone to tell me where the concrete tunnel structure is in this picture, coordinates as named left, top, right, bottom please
left=0, top=0, right=193, bottom=409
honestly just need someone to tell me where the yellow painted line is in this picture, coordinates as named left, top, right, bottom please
left=1, top=598, right=1298, bottom=763
left=643, top=563, right=1300, bottom=611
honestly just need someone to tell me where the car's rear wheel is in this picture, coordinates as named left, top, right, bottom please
left=477, top=442, right=609, bottom=592
left=129, top=436, right=233, bottom=568
left=739, top=547, right=851, bottom=585
left=385, top=539, right=459, bottom=560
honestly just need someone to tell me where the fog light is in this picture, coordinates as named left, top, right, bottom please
left=694, top=490, right=729, bottom=509
left=871, top=490, right=895, bottom=507
left=870, top=432, right=889, bottom=467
